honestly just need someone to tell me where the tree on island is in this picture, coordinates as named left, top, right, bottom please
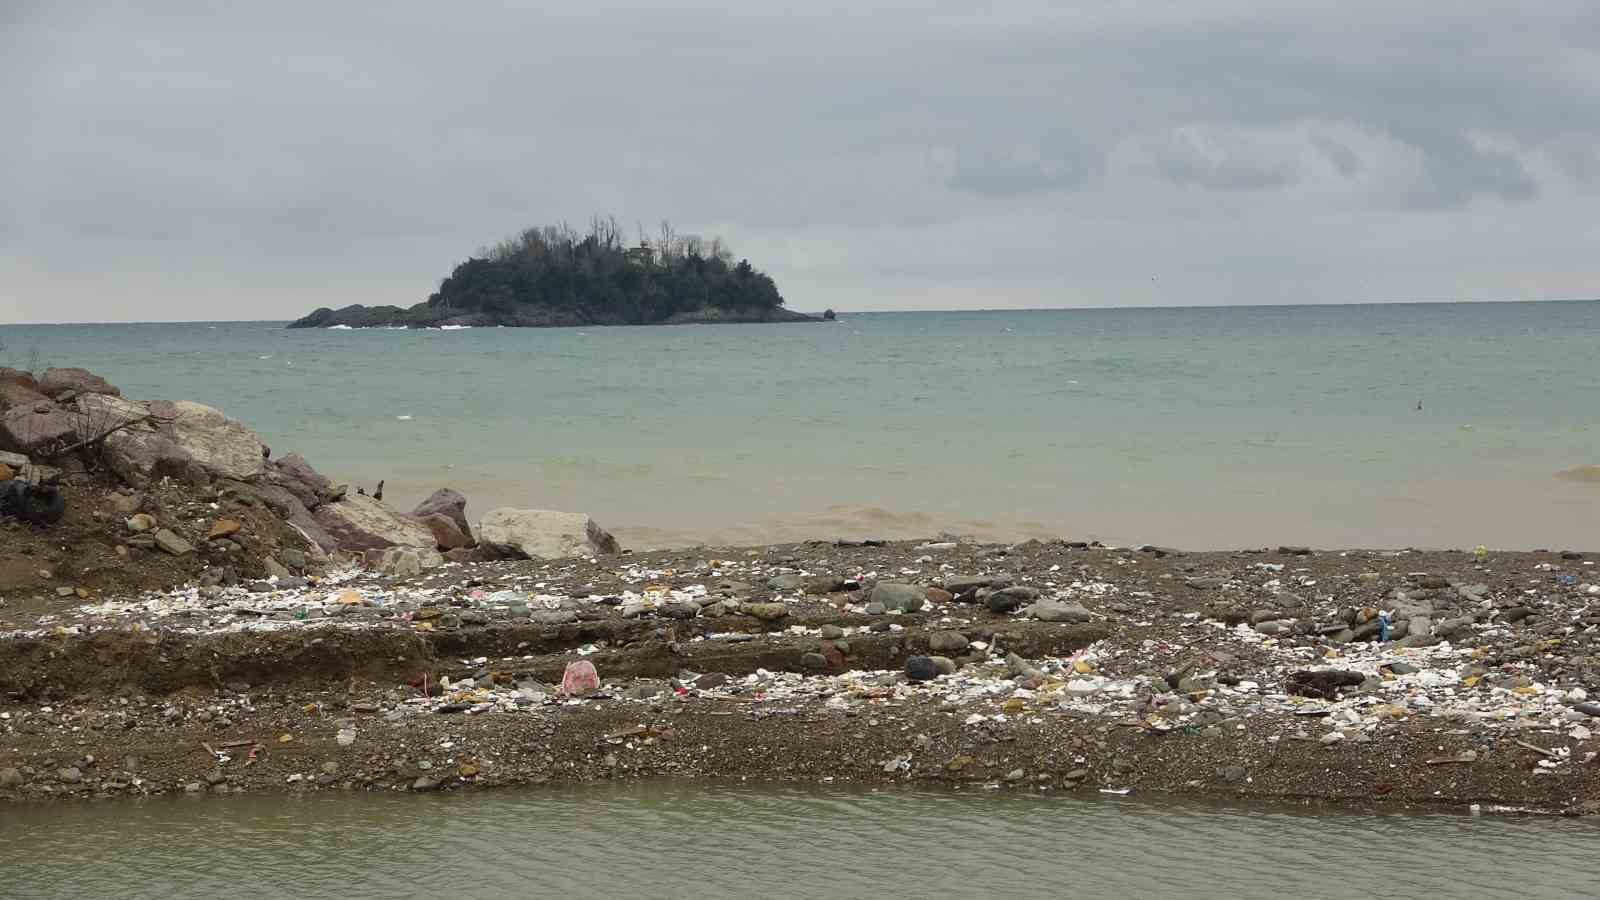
left=428, top=216, right=785, bottom=324
left=289, top=215, right=810, bottom=328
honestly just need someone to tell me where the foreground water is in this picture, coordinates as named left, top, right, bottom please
left=3, top=784, right=1597, bottom=899
left=5, top=302, right=1598, bottom=549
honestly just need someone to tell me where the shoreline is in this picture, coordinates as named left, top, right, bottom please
left=5, top=540, right=1598, bottom=815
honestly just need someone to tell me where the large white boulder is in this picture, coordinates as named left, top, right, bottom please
left=478, top=508, right=620, bottom=560
left=101, top=399, right=266, bottom=484
left=167, top=401, right=266, bottom=480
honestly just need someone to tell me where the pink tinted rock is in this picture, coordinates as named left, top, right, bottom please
left=561, top=660, right=600, bottom=696
left=418, top=512, right=473, bottom=550
left=411, top=488, right=470, bottom=536
left=39, top=367, right=121, bottom=399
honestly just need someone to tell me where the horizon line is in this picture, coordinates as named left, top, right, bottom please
left=3, top=295, right=1597, bottom=326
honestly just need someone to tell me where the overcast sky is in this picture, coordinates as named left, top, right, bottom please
left=4, top=1, right=1598, bottom=322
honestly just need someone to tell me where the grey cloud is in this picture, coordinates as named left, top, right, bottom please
left=3, top=0, right=1600, bottom=321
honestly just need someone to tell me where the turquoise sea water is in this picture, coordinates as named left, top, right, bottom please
left=4, top=302, right=1597, bottom=549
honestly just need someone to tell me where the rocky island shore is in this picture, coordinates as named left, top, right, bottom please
left=289, top=218, right=820, bottom=329
left=2, top=366, right=1599, bottom=815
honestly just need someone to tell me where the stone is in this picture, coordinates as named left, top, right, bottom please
left=928, top=630, right=969, bottom=653
left=930, top=655, right=958, bottom=675
left=371, top=547, right=443, bottom=578
left=477, top=507, right=620, bottom=560
left=0, top=403, right=76, bottom=455
left=904, top=656, right=939, bottom=682
left=766, top=574, right=804, bottom=591
left=267, top=453, right=335, bottom=508
left=820, top=642, right=847, bottom=669
left=410, top=487, right=471, bottom=535
left=314, top=493, right=437, bottom=553
left=1254, top=620, right=1288, bottom=635
left=743, top=602, right=790, bottom=621
left=101, top=400, right=266, bottom=484
left=561, top=660, right=600, bottom=696
left=820, top=624, right=845, bottom=640
left=800, top=652, right=829, bottom=671
left=0, top=379, right=50, bottom=413
left=126, top=512, right=157, bottom=532
left=412, top=776, right=441, bottom=792
left=1219, top=765, right=1248, bottom=784
left=279, top=548, right=307, bottom=571
left=184, top=781, right=205, bottom=794
left=207, top=518, right=243, bottom=540
left=165, top=401, right=265, bottom=479
left=0, top=767, right=23, bottom=788
left=871, top=582, right=926, bottom=612
left=943, top=575, right=1004, bottom=595
left=659, top=600, right=700, bottom=620
left=1027, top=600, right=1093, bottom=623
left=417, top=513, right=473, bottom=550
left=153, top=529, right=194, bottom=556
left=39, top=367, right=121, bottom=399
left=264, top=557, right=293, bottom=579
left=925, top=587, right=954, bottom=604
left=803, top=575, right=846, bottom=595
left=56, top=766, right=83, bottom=784
left=863, top=602, right=886, bottom=615
left=986, top=591, right=1027, bottom=614
left=1433, top=608, right=1465, bottom=637
left=695, top=672, right=729, bottom=690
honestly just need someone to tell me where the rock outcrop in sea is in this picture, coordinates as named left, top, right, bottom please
left=287, top=217, right=820, bottom=329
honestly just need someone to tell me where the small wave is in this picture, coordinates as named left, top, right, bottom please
left=396, top=415, right=413, bottom=421
left=328, top=324, right=353, bottom=330
left=258, top=355, right=273, bottom=360
left=439, top=324, right=471, bottom=330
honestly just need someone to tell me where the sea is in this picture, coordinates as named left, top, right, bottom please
left=4, top=301, right=1597, bottom=551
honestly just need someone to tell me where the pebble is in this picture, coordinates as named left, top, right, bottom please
left=904, top=656, right=939, bottom=682
left=871, top=582, right=926, bottom=612
left=928, top=630, right=969, bottom=653
left=743, top=602, right=790, bottom=621
left=1027, top=600, right=1093, bottom=623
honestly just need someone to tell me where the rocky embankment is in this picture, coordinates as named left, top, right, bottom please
left=0, top=363, right=619, bottom=613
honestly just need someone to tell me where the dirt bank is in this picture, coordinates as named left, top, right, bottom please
left=3, top=539, right=1599, bottom=813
